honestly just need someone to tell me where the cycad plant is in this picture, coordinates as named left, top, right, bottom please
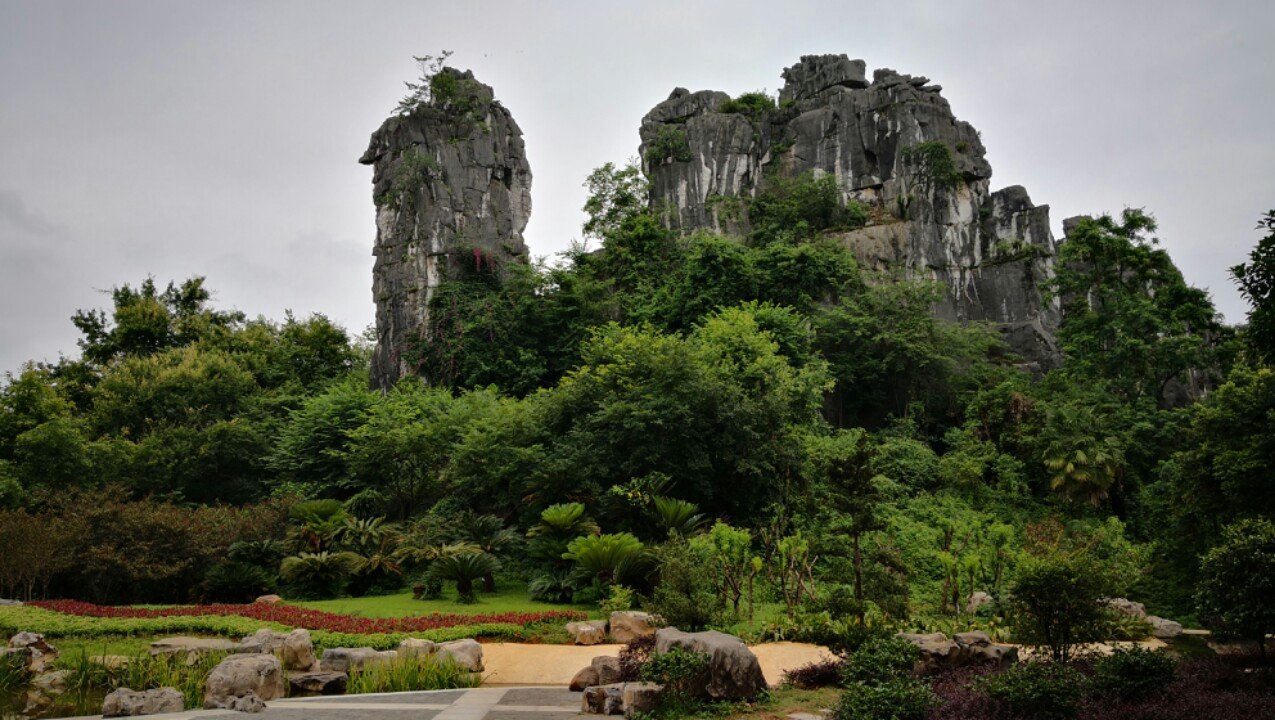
left=563, top=532, right=645, bottom=588
left=289, top=499, right=348, bottom=552
left=526, top=503, right=599, bottom=602
left=651, top=496, right=707, bottom=537
left=457, top=513, right=521, bottom=591
left=428, top=551, right=499, bottom=604
left=279, top=551, right=361, bottom=599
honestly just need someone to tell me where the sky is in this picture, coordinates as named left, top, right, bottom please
left=2, top=0, right=1273, bottom=374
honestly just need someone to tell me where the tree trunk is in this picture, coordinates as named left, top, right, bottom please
left=482, top=572, right=496, bottom=593
left=852, top=532, right=865, bottom=625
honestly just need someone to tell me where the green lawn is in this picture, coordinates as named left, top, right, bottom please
left=297, top=585, right=596, bottom=618
left=53, top=635, right=155, bottom=659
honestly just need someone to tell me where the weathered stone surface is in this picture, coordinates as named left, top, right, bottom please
left=361, top=67, right=532, bottom=390
left=609, top=611, right=658, bottom=644
left=228, top=691, right=266, bottom=713
left=92, top=654, right=132, bottom=670
left=280, top=628, right=317, bottom=672
left=236, top=629, right=288, bottom=655
left=203, top=653, right=286, bottom=709
left=621, top=682, right=663, bottom=717
left=592, top=655, right=622, bottom=685
left=966, top=591, right=993, bottom=615
left=898, top=631, right=1017, bottom=673
left=569, top=664, right=600, bottom=692
left=319, top=647, right=396, bottom=673
left=640, top=54, right=1061, bottom=369
left=287, top=670, right=348, bottom=696
left=253, top=594, right=282, bottom=605
left=150, top=636, right=239, bottom=663
left=567, top=620, right=609, bottom=645
left=1102, top=597, right=1148, bottom=618
left=581, top=683, right=625, bottom=715
left=6, top=632, right=56, bottom=672
left=397, top=637, right=437, bottom=658
left=654, top=628, right=766, bottom=699
left=1147, top=615, right=1183, bottom=639
left=102, top=687, right=185, bottom=717
left=31, top=669, right=70, bottom=694
left=436, top=638, right=483, bottom=672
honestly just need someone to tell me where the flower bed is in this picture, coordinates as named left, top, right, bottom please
left=29, top=599, right=585, bottom=635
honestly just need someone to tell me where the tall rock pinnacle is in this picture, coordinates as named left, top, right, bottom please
left=360, top=67, right=532, bottom=390
left=639, top=54, right=1061, bottom=368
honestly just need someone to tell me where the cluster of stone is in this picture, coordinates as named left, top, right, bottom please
left=897, top=631, right=1019, bottom=674
left=565, top=610, right=659, bottom=645
left=638, top=54, right=1062, bottom=369
left=1101, top=596, right=1184, bottom=638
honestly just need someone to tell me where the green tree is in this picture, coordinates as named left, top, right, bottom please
left=582, top=161, right=649, bottom=242
left=1007, top=552, right=1110, bottom=662
left=1196, top=518, right=1275, bottom=659
left=1230, top=210, right=1275, bottom=363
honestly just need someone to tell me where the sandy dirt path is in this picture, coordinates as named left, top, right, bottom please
left=480, top=641, right=834, bottom=687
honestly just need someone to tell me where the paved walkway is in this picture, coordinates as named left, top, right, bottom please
left=67, top=688, right=585, bottom=720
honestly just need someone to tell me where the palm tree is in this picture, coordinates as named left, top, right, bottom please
left=288, top=499, right=348, bottom=552
left=279, top=551, right=361, bottom=599
left=457, top=513, right=520, bottom=591
left=651, top=496, right=707, bottom=537
left=526, top=503, right=599, bottom=602
left=1040, top=406, right=1125, bottom=506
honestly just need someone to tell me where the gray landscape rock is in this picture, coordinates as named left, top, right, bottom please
left=280, top=628, right=317, bottom=672
left=966, top=591, right=993, bottom=614
left=567, top=620, right=609, bottom=645
left=361, top=67, right=532, bottom=390
left=621, top=682, right=663, bottom=716
left=101, top=687, right=184, bottom=717
left=653, top=628, right=766, bottom=699
left=435, top=638, right=483, bottom=672
left=235, top=629, right=288, bottom=655
left=1102, top=597, right=1148, bottom=618
left=31, top=669, right=70, bottom=694
left=288, top=670, right=348, bottom=696
left=0, top=599, right=21, bottom=606
left=6, top=632, right=57, bottom=672
left=954, top=631, right=1018, bottom=666
left=639, top=54, right=1062, bottom=370
left=609, top=611, right=658, bottom=644
left=581, top=683, right=625, bottom=715
left=1147, top=615, right=1184, bottom=638
left=150, top=636, right=239, bottom=664
left=319, top=647, right=396, bottom=673
left=592, top=655, right=622, bottom=685
left=397, top=637, right=437, bottom=658
left=227, top=691, right=266, bottom=713
left=203, top=653, right=286, bottom=709
left=898, top=631, right=1017, bottom=673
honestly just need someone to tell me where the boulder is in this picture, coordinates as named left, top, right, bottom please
left=436, top=639, right=483, bottom=672
left=1101, top=597, right=1148, bottom=618
left=898, top=631, right=1017, bottom=672
left=622, top=682, right=663, bottom=716
left=150, top=636, right=239, bottom=664
left=31, top=669, right=70, bottom=694
left=7, top=632, right=57, bottom=672
left=319, top=647, right=396, bottom=673
left=966, top=591, right=993, bottom=615
left=280, top=628, right=317, bottom=672
left=288, top=671, right=348, bottom=696
left=567, top=620, right=609, bottom=645
left=592, top=655, right=622, bottom=685
left=92, top=655, right=132, bottom=670
left=101, top=687, right=185, bottom=717
left=1147, top=616, right=1184, bottom=639
left=254, top=594, right=282, bottom=605
left=203, top=653, right=285, bottom=709
left=228, top=691, right=266, bottom=713
left=581, top=683, right=625, bottom=715
left=570, top=664, right=600, bottom=692
left=954, top=631, right=1018, bottom=667
left=609, top=611, right=657, bottom=644
left=236, top=629, right=288, bottom=655
left=653, top=628, right=766, bottom=699
left=397, top=637, right=437, bottom=658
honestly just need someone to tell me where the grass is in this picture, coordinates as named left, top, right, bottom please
left=667, top=687, right=841, bottom=719
left=298, top=585, right=594, bottom=618
left=346, top=654, right=482, bottom=694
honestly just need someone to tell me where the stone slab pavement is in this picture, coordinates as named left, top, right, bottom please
left=58, top=688, right=585, bottom=720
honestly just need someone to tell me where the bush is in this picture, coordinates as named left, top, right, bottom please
left=784, top=657, right=844, bottom=689
left=841, top=635, right=920, bottom=686
left=831, top=677, right=937, bottom=720
left=644, top=125, right=693, bottom=165
left=718, top=91, right=775, bottom=119
left=977, top=662, right=1084, bottom=719
left=618, top=633, right=657, bottom=682
left=1090, top=646, right=1177, bottom=700
left=1007, top=553, right=1109, bottom=662
left=1196, top=517, right=1275, bottom=659
left=646, top=537, right=724, bottom=631
left=201, top=561, right=274, bottom=603
left=640, top=647, right=711, bottom=712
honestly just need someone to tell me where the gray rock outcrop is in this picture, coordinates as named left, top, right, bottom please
left=361, top=67, right=532, bottom=390
left=639, top=54, right=1061, bottom=369
left=567, top=620, right=610, bottom=645
left=203, top=654, right=285, bottom=709
left=319, top=647, right=396, bottom=673
left=101, top=687, right=185, bottom=717
left=287, top=671, right=348, bottom=696
left=4, top=632, right=57, bottom=673
left=609, top=611, right=658, bottom=644
left=897, top=631, right=1018, bottom=674
left=436, top=638, right=484, bottom=672
left=653, top=628, right=766, bottom=699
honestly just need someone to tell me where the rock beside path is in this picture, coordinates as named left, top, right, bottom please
left=320, top=647, right=396, bottom=673
left=609, top=611, right=658, bottom=644
left=567, top=620, right=609, bottom=645
left=654, top=628, right=766, bottom=700
left=897, top=631, right=1018, bottom=673
left=203, top=653, right=285, bottom=709
left=1147, top=616, right=1184, bottom=638
left=288, top=671, right=348, bottom=696
left=150, top=636, right=239, bottom=663
left=102, top=687, right=184, bottom=717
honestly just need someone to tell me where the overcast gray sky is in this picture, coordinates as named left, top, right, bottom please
left=2, top=0, right=1273, bottom=374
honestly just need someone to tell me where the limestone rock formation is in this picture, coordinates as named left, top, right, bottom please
left=203, top=653, right=285, bottom=709
left=653, top=628, right=767, bottom=699
left=639, top=54, right=1061, bottom=368
left=362, top=67, right=532, bottom=389
left=101, top=687, right=184, bottom=717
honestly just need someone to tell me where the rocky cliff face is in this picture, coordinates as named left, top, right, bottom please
left=640, top=54, right=1061, bottom=367
left=361, top=68, right=532, bottom=389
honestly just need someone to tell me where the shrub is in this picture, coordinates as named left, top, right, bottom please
left=784, top=657, right=844, bottom=689
left=1090, top=646, right=1176, bottom=700
left=1196, top=517, right=1275, bottom=659
left=646, top=537, right=724, bottom=631
left=831, top=677, right=937, bottom=720
left=718, top=91, right=775, bottom=119
left=640, top=647, right=711, bottom=712
left=840, top=635, right=920, bottom=686
left=644, top=125, right=693, bottom=165
left=201, top=561, right=274, bottom=603
left=427, top=551, right=498, bottom=603
left=600, top=584, right=634, bottom=614
left=1007, top=553, right=1109, bottom=662
left=977, top=662, right=1084, bottom=719
left=279, top=551, right=360, bottom=599
left=618, top=633, right=657, bottom=682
